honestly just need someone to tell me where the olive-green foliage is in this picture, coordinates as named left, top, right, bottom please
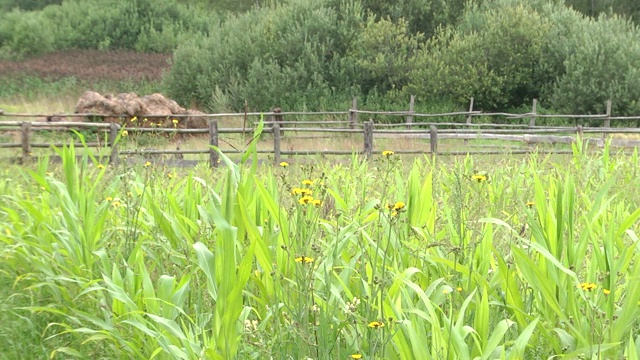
left=408, top=2, right=553, bottom=110
left=166, top=0, right=362, bottom=111
left=0, top=0, right=61, bottom=11
left=357, top=0, right=468, bottom=39
left=549, top=14, right=640, bottom=117
left=166, top=0, right=428, bottom=111
left=0, top=9, right=55, bottom=59
left=0, top=0, right=214, bottom=59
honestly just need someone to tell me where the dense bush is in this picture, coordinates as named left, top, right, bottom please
left=0, top=0, right=214, bottom=59
left=549, top=14, right=640, bottom=117
left=407, top=3, right=552, bottom=110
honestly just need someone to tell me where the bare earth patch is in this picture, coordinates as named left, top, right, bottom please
left=0, top=50, right=171, bottom=82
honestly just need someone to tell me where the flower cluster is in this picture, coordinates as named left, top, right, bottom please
left=291, top=180, right=322, bottom=207
left=295, top=256, right=314, bottom=264
left=580, top=282, right=597, bottom=291
left=344, top=297, right=361, bottom=314
left=368, top=321, right=384, bottom=329
left=472, top=174, right=487, bottom=182
left=385, top=201, right=406, bottom=217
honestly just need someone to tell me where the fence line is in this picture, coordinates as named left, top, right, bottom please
left=1, top=97, right=639, bottom=167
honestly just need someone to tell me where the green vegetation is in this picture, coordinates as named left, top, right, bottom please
left=3, top=0, right=640, bottom=118
left=1, top=135, right=640, bottom=358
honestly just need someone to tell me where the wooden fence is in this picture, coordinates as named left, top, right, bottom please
left=1, top=97, right=640, bottom=167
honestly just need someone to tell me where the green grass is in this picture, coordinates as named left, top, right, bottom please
left=0, top=129, right=640, bottom=359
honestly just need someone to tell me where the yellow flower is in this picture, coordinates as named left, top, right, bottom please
left=580, top=282, right=597, bottom=291
left=144, top=161, right=152, bottom=167
left=97, top=164, right=105, bottom=170
left=526, top=201, right=535, bottom=208
left=130, top=116, right=138, bottom=123
left=167, top=172, right=174, bottom=179
left=279, top=161, right=289, bottom=167
left=299, top=195, right=314, bottom=205
left=382, top=150, right=394, bottom=157
left=391, top=211, right=398, bottom=217
left=291, top=188, right=312, bottom=196
left=295, top=256, right=313, bottom=263
left=122, top=130, right=128, bottom=137
left=392, top=201, right=405, bottom=211
left=350, top=355, right=363, bottom=359
left=172, top=119, right=179, bottom=125
left=456, top=287, right=463, bottom=292
left=312, top=199, right=322, bottom=207
left=442, top=289, right=450, bottom=294
left=603, top=289, right=611, bottom=295
left=105, top=196, right=113, bottom=202
left=368, top=321, right=384, bottom=329
left=112, top=200, right=122, bottom=207
left=302, top=179, right=314, bottom=186
left=144, top=118, right=149, bottom=123
left=472, top=174, right=487, bottom=182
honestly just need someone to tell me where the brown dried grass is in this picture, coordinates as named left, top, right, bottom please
left=0, top=50, right=171, bottom=82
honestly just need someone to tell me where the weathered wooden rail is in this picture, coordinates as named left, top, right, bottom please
left=1, top=98, right=639, bottom=167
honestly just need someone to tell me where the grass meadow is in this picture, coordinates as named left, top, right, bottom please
left=0, top=127, right=640, bottom=360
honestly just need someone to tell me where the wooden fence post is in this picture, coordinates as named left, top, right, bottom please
left=529, top=99, right=537, bottom=127
left=430, top=125, right=438, bottom=155
left=108, top=122, right=120, bottom=165
left=273, top=122, right=281, bottom=165
left=21, top=121, right=31, bottom=164
left=576, top=124, right=584, bottom=148
left=464, top=98, right=474, bottom=145
left=363, top=119, right=373, bottom=158
left=349, top=96, right=358, bottom=129
left=209, top=120, right=219, bottom=168
left=466, top=97, right=474, bottom=125
left=406, top=95, right=415, bottom=128
left=603, top=100, right=612, bottom=145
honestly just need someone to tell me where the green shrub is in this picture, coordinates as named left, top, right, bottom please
left=407, top=2, right=552, bottom=111
left=0, top=9, right=54, bottom=59
left=549, top=14, right=640, bottom=118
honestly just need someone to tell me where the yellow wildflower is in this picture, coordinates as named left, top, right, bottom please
left=456, top=287, right=463, bottom=292
left=368, top=321, right=384, bottom=329
left=392, top=201, right=405, bottom=211
left=580, top=282, right=597, bottom=291
left=172, top=119, right=179, bottom=125
left=312, top=199, right=322, bottom=207
left=97, top=164, right=105, bottom=170
left=112, top=200, right=122, bottom=207
left=295, top=256, right=313, bottom=264
left=105, top=196, right=113, bottom=202
left=279, top=161, right=289, bottom=167
left=350, top=355, right=363, bottom=359
left=302, top=179, right=314, bottom=186
left=122, top=130, right=128, bottom=137
left=144, top=161, right=152, bottom=168
left=391, top=211, right=398, bottom=217
left=472, top=174, right=487, bottom=182
left=603, top=289, right=611, bottom=295
left=299, top=195, right=314, bottom=205
left=526, top=201, right=535, bottom=208
left=167, top=172, right=174, bottom=179
left=382, top=150, right=394, bottom=157
left=130, top=116, right=138, bottom=123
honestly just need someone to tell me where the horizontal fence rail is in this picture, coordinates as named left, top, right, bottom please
left=1, top=97, right=639, bottom=167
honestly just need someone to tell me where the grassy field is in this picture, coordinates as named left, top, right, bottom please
left=0, top=131, right=640, bottom=359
